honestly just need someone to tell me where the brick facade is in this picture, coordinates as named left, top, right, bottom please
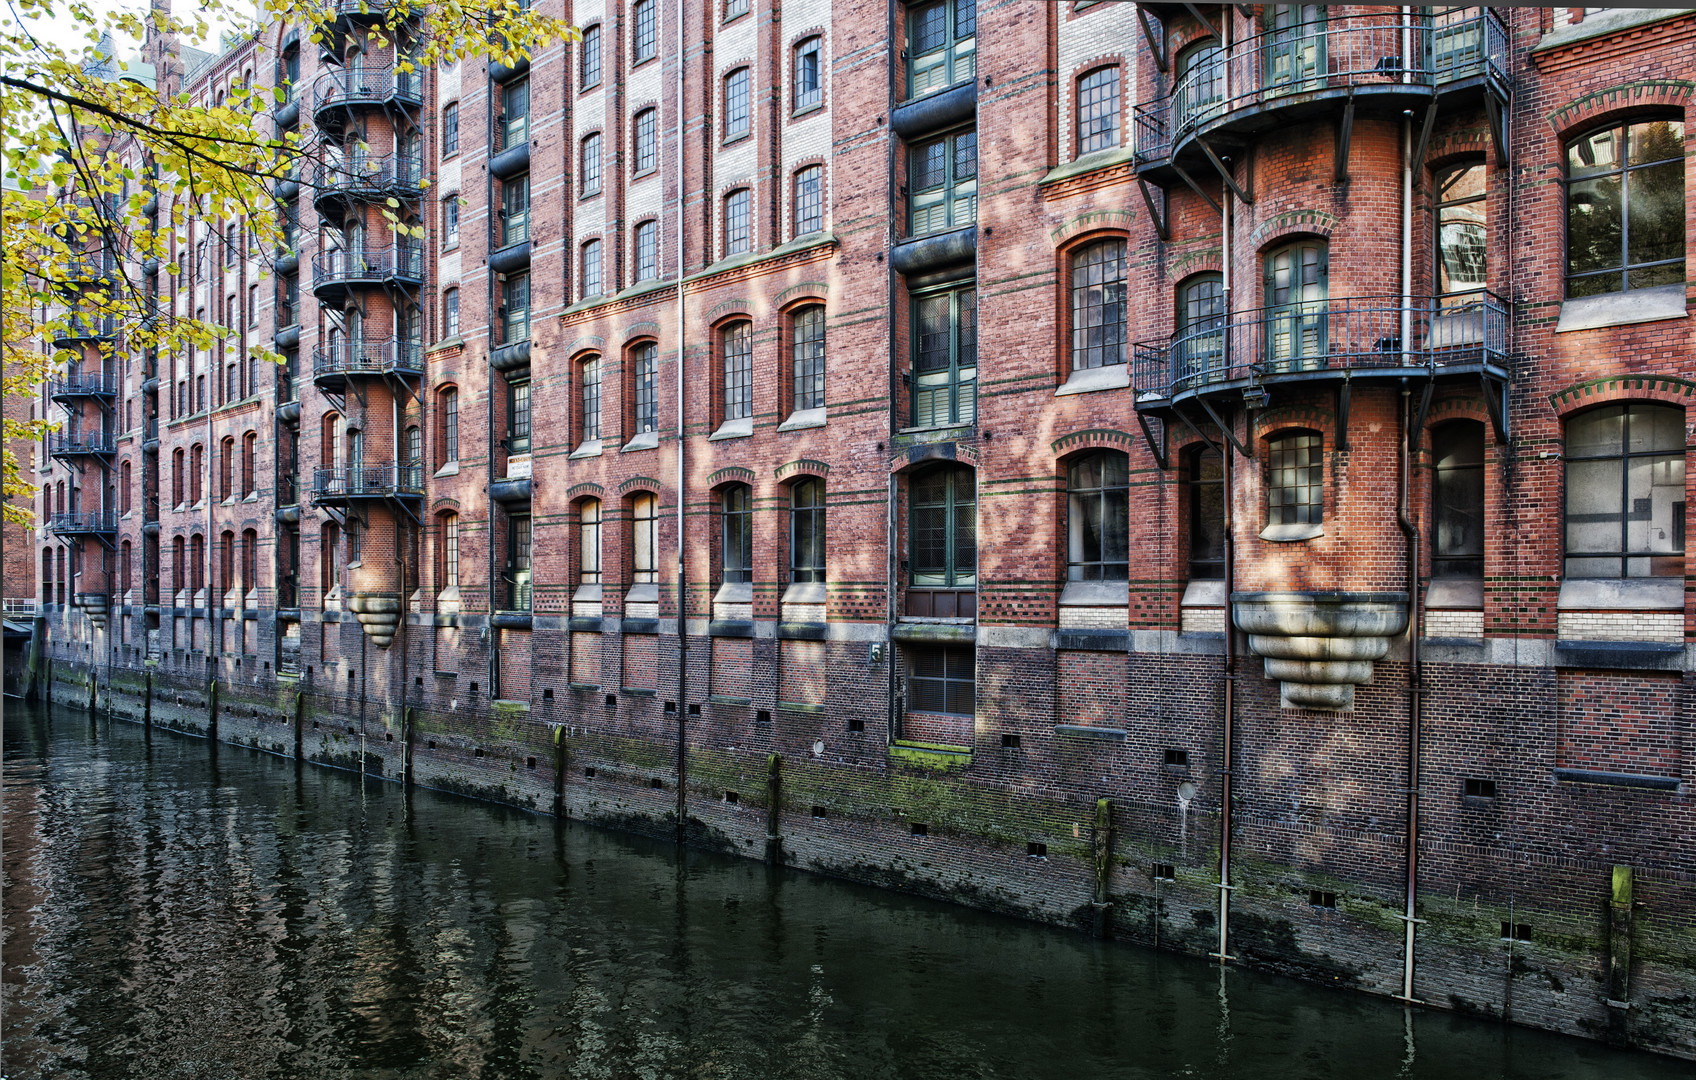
left=29, top=3, right=1696, bottom=1058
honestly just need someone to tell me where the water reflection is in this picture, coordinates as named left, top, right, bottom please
left=3, top=703, right=1687, bottom=1080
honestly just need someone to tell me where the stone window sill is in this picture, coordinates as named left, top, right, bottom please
left=1556, top=577, right=1682, bottom=611
left=434, top=462, right=460, bottom=478
left=622, top=431, right=659, bottom=453
left=1259, top=522, right=1323, bottom=543
left=569, top=439, right=603, bottom=460
left=1555, top=284, right=1687, bottom=334
left=1055, top=363, right=1129, bottom=397
left=708, top=417, right=753, bottom=441
left=777, top=407, right=826, bottom=432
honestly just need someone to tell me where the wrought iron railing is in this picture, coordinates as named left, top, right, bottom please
left=48, top=511, right=118, bottom=534
left=312, top=337, right=424, bottom=378
left=53, top=314, right=118, bottom=343
left=50, top=431, right=118, bottom=456
left=51, top=372, right=118, bottom=397
left=308, top=152, right=426, bottom=202
left=1133, top=9, right=1506, bottom=166
left=1132, top=292, right=1509, bottom=401
left=311, top=463, right=426, bottom=500
left=314, top=68, right=422, bottom=112
left=310, top=244, right=425, bottom=288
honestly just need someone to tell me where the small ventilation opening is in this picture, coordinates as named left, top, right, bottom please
left=415, top=676, right=424, bottom=686
left=1001, top=733, right=1020, bottom=748
left=848, top=718, right=865, bottom=732
left=664, top=700, right=676, bottom=713
left=1502, top=921, right=1533, bottom=942
left=543, top=688, right=554, bottom=701
left=474, top=747, right=485, bottom=758
left=468, top=681, right=479, bottom=696
left=385, top=732, right=393, bottom=742
left=1164, top=748, right=1189, bottom=767
left=811, top=805, right=826, bottom=818
left=1309, top=890, right=1337, bottom=909
left=584, top=766, right=596, bottom=777
left=427, top=740, right=437, bottom=749
left=605, top=694, right=617, bottom=708
left=650, top=777, right=664, bottom=789
left=312, top=720, right=319, bottom=729
left=1464, top=777, right=1497, bottom=798
left=526, top=756, right=537, bottom=769
left=910, top=822, right=928, bottom=837
left=1027, top=842, right=1047, bottom=858
left=688, top=703, right=701, bottom=716
left=725, top=790, right=739, bottom=804
left=1153, top=863, right=1176, bottom=881
left=756, top=709, right=771, bottom=724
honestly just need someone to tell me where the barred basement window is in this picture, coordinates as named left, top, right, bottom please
left=911, top=284, right=976, bottom=427
left=1067, top=451, right=1129, bottom=581
left=721, top=484, right=752, bottom=584
left=793, top=166, right=823, bottom=237
left=724, top=68, right=750, bottom=139
left=1070, top=239, right=1126, bottom=370
left=1267, top=431, right=1322, bottom=526
left=1309, top=890, right=1337, bottom=909
left=1076, top=66, right=1121, bottom=155
left=632, top=342, right=658, bottom=433
left=909, top=646, right=973, bottom=716
left=1463, top=777, right=1496, bottom=799
left=1565, top=403, right=1684, bottom=578
left=791, top=304, right=826, bottom=412
left=1153, top=863, right=1176, bottom=881
left=909, top=128, right=976, bottom=236
left=790, top=478, right=825, bottom=583
left=721, top=320, right=752, bottom=421
left=1566, top=118, right=1684, bottom=297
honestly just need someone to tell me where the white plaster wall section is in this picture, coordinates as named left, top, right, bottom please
left=624, top=39, right=666, bottom=280
left=436, top=56, right=460, bottom=106
left=1056, top=3, right=1139, bottom=164
left=713, top=13, right=759, bottom=259
left=780, top=0, right=830, bottom=239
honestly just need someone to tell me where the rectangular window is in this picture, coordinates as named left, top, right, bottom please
left=1565, top=404, right=1685, bottom=578
left=501, top=80, right=529, bottom=148
left=792, top=305, right=826, bottom=412
left=1432, top=423, right=1486, bottom=578
left=790, top=479, right=825, bottom=583
left=633, top=0, right=656, bottom=62
left=443, top=390, right=459, bottom=463
left=722, top=322, right=752, bottom=422
left=909, top=466, right=975, bottom=587
left=634, top=109, right=657, bottom=173
left=1436, top=162, right=1487, bottom=300
left=443, top=289, right=460, bottom=338
left=794, top=165, right=823, bottom=236
left=501, top=174, right=530, bottom=247
left=503, top=273, right=530, bottom=342
left=1267, top=432, right=1323, bottom=526
left=1076, top=67, right=1121, bottom=155
left=581, top=24, right=601, bottom=88
left=721, top=486, right=752, bottom=583
left=911, top=284, right=977, bottom=427
left=632, top=495, right=658, bottom=583
left=581, top=356, right=601, bottom=442
left=724, top=68, right=750, bottom=138
left=581, top=133, right=601, bottom=196
left=907, top=0, right=976, bottom=99
left=579, top=501, right=602, bottom=584
left=725, top=0, right=748, bottom=18
left=508, top=380, right=531, bottom=454
left=635, top=221, right=658, bottom=281
left=633, top=343, right=658, bottom=434
left=505, top=515, right=532, bottom=611
left=908, top=646, right=973, bottom=716
left=443, top=515, right=459, bottom=587
left=1566, top=119, right=1685, bottom=298
left=443, top=196, right=459, bottom=248
left=794, top=38, right=822, bottom=111
left=443, top=103, right=459, bottom=157
left=909, top=129, right=976, bottom=236
left=581, top=239, right=603, bottom=297
left=724, top=189, right=750, bottom=256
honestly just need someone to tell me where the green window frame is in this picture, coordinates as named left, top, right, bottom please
left=911, top=283, right=977, bottom=428
left=907, top=0, right=976, bottom=99
left=909, top=464, right=976, bottom=588
left=909, top=128, right=976, bottom=237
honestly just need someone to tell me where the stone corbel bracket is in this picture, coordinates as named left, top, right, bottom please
left=1232, top=591, right=1410, bottom=711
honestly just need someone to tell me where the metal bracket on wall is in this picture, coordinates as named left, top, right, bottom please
left=1481, top=371, right=1510, bottom=444
left=1337, top=379, right=1352, bottom=451
left=1411, top=97, right=1440, bottom=181
left=1196, top=395, right=1252, bottom=460
left=1171, top=406, right=1221, bottom=460
left=1169, top=159, right=1223, bottom=216
left=1138, top=179, right=1170, bottom=242
left=1184, top=1, right=1221, bottom=41
left=1136, top=412, right=1170, bottom=470
left=1409, top=378, right=1435, bottom=453
left=1138, top=7, right=1167, bottom=72
left=1198, top=138, right=1252, bottom=205
left=1334, top=90, right=1356, bottom=182
left=1485, top=92, right=1509, bottom=170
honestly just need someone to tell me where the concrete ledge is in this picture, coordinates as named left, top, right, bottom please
left=1181, top=579, right=1226, bottom=607
left=1054, top=363, right=1129, bottom=397
left=709, top=619, right=754, bottom=638
left=1426, top=578, right=1484, bottom=609
left=779, top=701, right=825, bottom=714
left=569, top=616, right=603, bottom=632
left=1054, top=629, right=1128, bottom=652
left=1422, top=638, right=1489, bottom=664
left=777, top=622, right=826, bottom=641
left=892, top=621, right=975, bottom=644
left=1552, top=768, right=1680, bottom=792
left=1555, top=284, right=1687, bottom=334
left=1059, top=580, right=1129, bottom=606
left=1054, top=724, right=1127, bottom=742
left=1557, top=577, right=1682, bottom=611
left=776, top=407, right=826, bottom=432
left=890, top=79, right=977, bottom=139
left=490, top=613, right=532, bottom=630
left=1259, top=522, right=1324, bottom=542
left=1534, top=8, right=1696, bottom=54
left=1555, top=640, right=1684, bottom=671
left=622, top=619, right=659, bottom=635
left=781, top=581, right=826, bottom=605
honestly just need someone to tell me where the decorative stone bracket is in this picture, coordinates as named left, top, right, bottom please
left=1232, top=591, right=1409, bottom=711
left=349, top=592, right=402, bottom=647
left=74, top=592, right=110, bottom=632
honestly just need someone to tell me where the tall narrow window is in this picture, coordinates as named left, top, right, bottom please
left=1264, top=240, right=1327, bottom=368
left=581, top=355, right=602, bottom=442
left=634, top=109, right=657, bottom=173
left=503, top=273, right=530, bottom=342
left=501, top=79, right=529, bottom=148
left=635, top=220, right=658, bottom=280
left=1264, top=4, right=1325, bottom=90
left=909, top=129, right=976, bottom=236
left=580, top=24, right=602, bottom=88
left=404, top=425, right=422, bottom=487
left=505, top=515, right=532, bottom=611
left=172, top=447, right=184, bottom=506
left=579, top=499, right=601, bottom=584
left=1432, top=422, right=1485, bottom=579
left=440, top=512, right=460, bottom=588
left=1070, top=239, right=1126, bottom=371
left=1436, top=161, right=1487, bottom=302
left=242, top=530, right=257, bottom=594
left=1175, top=273, right=1227, bottom=386
left=1188, top=446, right=1225, bottom=579
left=721, top=484, right=753, bottom=583
left=220, top=531, right=235, bottom=595
left=724, top=189, right=751, bottom=256
left=907, top=0, right=976, bottom=98
left=724, top=68, right=750, bottom=139
left=248, top=283, right=259, bottom=327
left=722, top=321, right=752, bottom=422
left=791, top=478, right=825, bottom=583
left=912, top=284, right=977, bottom=427
left=633, top=342, right=658, bottom=434
left=1076, top=66, right=1121, bottom=155
left=792, top=305, right=826, bottom=412
left=581, top=133, right=602, bottom=196
left=632, top=0, right=656, bottom=62
left=191, top=533, right=205, bottom=594
left=502, top=174, right=530, bottom=247
left=120, top=461, right=132, bottom=513
left=173, top=537, right=186, bottom=596
left=1174, top=40, right=1224, bottom=131
left=121, top=540, right=132, bottom=594
left=1565, top=403, right=1684, bottom=578
left=443, top=287, right=460, bottom=338
left=1565, top=119, right=1685, bottom=297
left=1067, top=451, right=1129, bottom=581
left=321, top=522, right=338, bottom=595
left=1267, top=431, right=1323, bottom=527
left=632, top=493, right=658, bottom=583
left=793, top=165, right=823, bottom=237
left=441, top=387, right=459, bottom=465
left=442, top=102, right=459, bottom=157
left=910, top=465, right=976, bottom=587
left=190, top=443, right=203, bottom=504
left=509, top=380, right=532, bottom=454
left=581, top=239, right=603, bottom=297
left=242, top=431, right=256, bottom=497
left=794, top=37, right=822, bottom=111
left=443, top=195, right=459, bottom=248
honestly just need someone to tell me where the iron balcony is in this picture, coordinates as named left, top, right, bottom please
left=49, top=371, right=119, bottom=405
left=1131, top=291, right=1510, bottom=407
left=312, top=68, right=423, bottom=129
left=48, top=511, right=118, bottom=538
left=312, top=337, right=425, bottom=395
left=308, top=152, right=426, bottom=215
left=49, top=431, right=118, bottom=462
left=311, top=464, right=426, bottom=507
left=310, top=243, right=424, bottom=302
left=51, top=314, right=118, bottom=349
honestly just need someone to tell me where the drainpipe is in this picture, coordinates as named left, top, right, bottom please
left=885, top=0, right=900, bottom=741
left=1397, top=386, right=1424, bottom=1002
left=1215, top=23, right=1236, bottom=959
left=672, top=0, right=689, bottom=845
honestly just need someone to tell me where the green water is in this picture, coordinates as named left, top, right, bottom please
left=2, top=702, right=1687, bottom=1079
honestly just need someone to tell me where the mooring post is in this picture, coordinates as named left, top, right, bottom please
left=1606, top=865, right=1635, bottom=1030
left=1091, top=796, right=1115, bottom=938
left=765, top=753, right=784, bottom=866
left=143, top=670, right=153, bottom=728
left=552, top=724, right=566, bottom=818
left=87, top=666, right=97, bottom=714
left=404, top=705, right=417, bottom=789
left=293, top=690, right=304, bottom=760
left=207, top=677, right=219, bottom=741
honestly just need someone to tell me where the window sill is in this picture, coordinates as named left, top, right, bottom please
left=782, top=581, right=826, bottom=605
left=1039, top=144, right=1136, bottom=189
left=1055, top=363, right=1129, bottom=397
left=1425, top=578, right=1483, bottom=610
left=791, top=102, right=824, bottom=119
left=434, top=462, right=460, bottom=478
left=1180, top=579, right=1226, bottom=608
left=721, top=131, right=752, bottom=148
left=708, top=417, right=753, bottom=441
left=1059, top=580, right=1129, bottom=606
left=632, top=166, right=657, bottom=180
left=244, top=492, right=259, bottom=503
left=622, top=431, right=660, bottom=453
left=1555, top=284, right=1687, bottom=334
left=569, top=439, right=603, bottom=460
left=777, top=406, right=826, bottom=432
left=1534, top=8, right=1696, bottom=54
left=579, top=81, right=601, bottom=95
left=441, top=242, right=459, bottom=254
left=579, top=189, right=602, bottom=202
left=626, top=584, right=659, bottom=605
left=715, top=582, right=753, bottom=605
left=1556, top=577, right=1682, bottom=611
left=1259, top=522, right=1324, bottom=543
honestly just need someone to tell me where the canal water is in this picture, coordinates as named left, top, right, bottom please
left=2, top=702, right=1687, bottom=1080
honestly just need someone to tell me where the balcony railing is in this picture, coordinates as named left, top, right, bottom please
left=1134, top=9, right=1507, bottom=166
left=50, top=372, right=119, bottom=399
left=49, top=431, right=118, bottom=457
left=314, top=68, right=423, bottom=114
left=501, top=571, right=532, bottom=613
left=311, top=463, right=426, bottom=502
left=1132, top=292, right=1509, bottom=402
left=309, top=152, right=426, bottom=204
left=52, top=314, right=118, bottom=346
left=48, top=511, right=118, bottom=535
left=313, top=337, right=424, bottom=379
left=311, top=244, right=425, bottom=290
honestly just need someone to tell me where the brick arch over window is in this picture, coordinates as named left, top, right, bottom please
left=1049, top=427, right=1136, bottom=459
left=1249, top=211, right=1339, bottom=253
left=1546, top=79, right=1694, bottom=139
left=1422, top=395, right=1493, bottom=433
left=1549, top=375, right=1696, bottom=418
left=1425, top=128, right=1494, bottom=175
left=1252, top=404, right=1339, bottom=449
left=1164, top=248, right=1223, bottom=285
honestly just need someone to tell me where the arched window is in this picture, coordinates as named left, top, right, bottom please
left=189, top=443, right=203, bottom=504
left=721, top=321, right=752, bottom=422
left=1432, top=422, right=1485, bottom=578
left=1565, top=403, right=1684, bottom=578
left=219, top=530, right=235, bottom=594
left=1566, top=118, right=1684, bottom=298
left=578, top=499, right=601, bottom=585
left=1067, top=451, right=1129, bottom=581
left=442, top=287, right=459, bottom=338
left=120, top=460, right=132, bottom=513
left=442, top=102, right=459, bottom=157
left=1187, top=446, right=1225, bottom=580
left=581, top=132, right=602, bottom=196
left=322, top=412, right=340, bottom=466
left=910, top=464, right=975, bottom=589
left=791, top=305, right=826, bottom=413
left=1174, top=40, right=1224, bottom=131
left=1435, top=160, right=1488, bottom=301
left=1070, top=239, right=1127, bottom=371
left=581, top=239, right=603, bottom=297
left=220, top=436, right=234, bottom=500
left=580, top=24, right=602, bottom=88
left=724, top=189, right=751, bottom=256
left=632, top=0, right=657, bottom=62
left=791, top=479, right=825, bottom=583
left=439, top=388, right=458, bottom=465
left=794, top=37, right=822, bottom=112
left=172, top=448, right=185, bottom=506
left=1076, top=66, right=1121, bottom=155
left=632, top=342, right=659, bottom=434
left=242, top=529, right=257, bottom=593
left=634, top=109, right=658, bottom=173
left=1175, top=273, right=1226, bottom=385
left=793, top=165, right=823, bottom=237
left=242, top=431, right=257, bottom=497
left=1267, top=431, right=1323, bottom=527
left=172, top=537, right=185, bottom=597
left=580, top=355, right=602, bottom=443
left=724, top=67, right=750, bottom=139
left=631, top=493, right=659, bottom=584
left=321, top=521, right=339, bottom=595
left=438, top=511, right=460, bottom=589
left=721, top=484, right=753, bottom=583
left=1264, top=240, right=1327, bottom=368
left=190, top=533, right=205, bottom=595
left=634, top=220, right=658, bottom=280
left=120, top=540, right=132, bottom=595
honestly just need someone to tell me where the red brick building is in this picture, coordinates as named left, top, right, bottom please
left=33, top=4, right=1696, bottom=1056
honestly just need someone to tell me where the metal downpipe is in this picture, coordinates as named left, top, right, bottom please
left=1397, top=385, right=1424, bottom=1002
left=672, top=0, right=689, bottom=846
